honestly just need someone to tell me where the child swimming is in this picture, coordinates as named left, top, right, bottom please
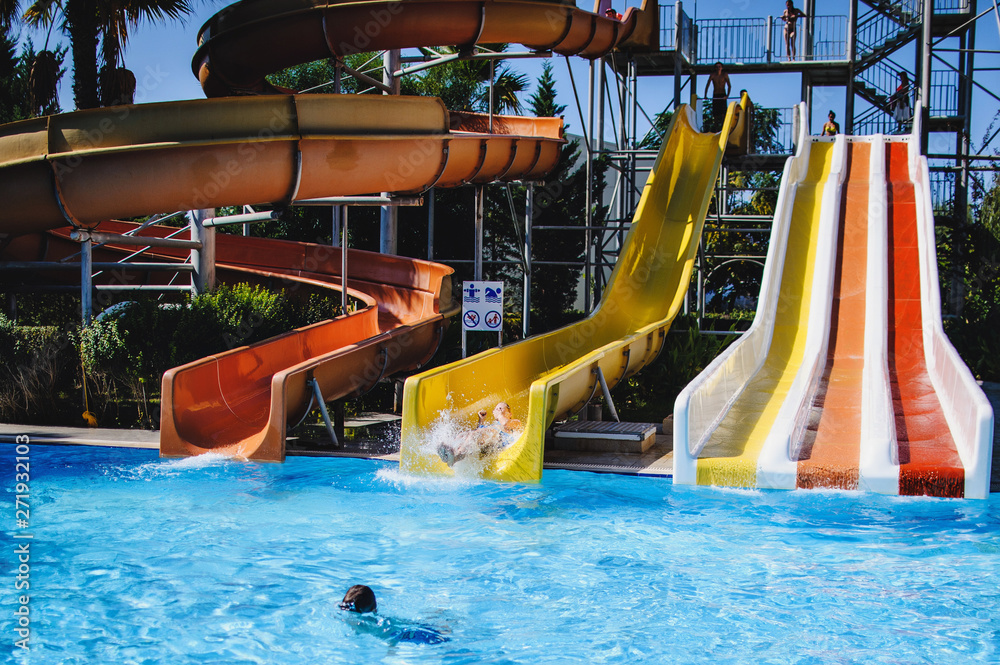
left=338, top=585, right=449, bottom=645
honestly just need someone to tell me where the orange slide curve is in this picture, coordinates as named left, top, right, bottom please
left=193, top=0, right=658, bottom=97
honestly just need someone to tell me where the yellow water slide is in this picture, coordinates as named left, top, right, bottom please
left=691, top=140, right=837, bottom=487
left=399, top=100, right=744, bottom=482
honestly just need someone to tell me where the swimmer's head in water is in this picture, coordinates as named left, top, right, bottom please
left=493, top=402, right=511, bottom=420
left=340, top=585, right=377, bottom=613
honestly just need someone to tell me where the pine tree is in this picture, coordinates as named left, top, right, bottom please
left=528, top=61, right=565, bottom=118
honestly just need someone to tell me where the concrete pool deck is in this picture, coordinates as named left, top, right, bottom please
left=2, top=381, right=997, bottom=489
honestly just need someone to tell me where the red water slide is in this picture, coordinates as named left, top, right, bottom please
left=885, top=142, right=965, bottom=497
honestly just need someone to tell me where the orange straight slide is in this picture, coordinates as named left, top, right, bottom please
left=796, top=142, right=870, bottom=489
left=886, top=142, right=964, bottom=497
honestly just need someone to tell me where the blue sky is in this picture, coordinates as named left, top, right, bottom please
left=12, top=0, right=1000, bottom=153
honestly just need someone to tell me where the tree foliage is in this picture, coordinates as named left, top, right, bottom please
left=943, top=173, right=1000, bottom=381
left=6, top=0, right=192, bottom=109
left=0, top=32, right=63, bottom=121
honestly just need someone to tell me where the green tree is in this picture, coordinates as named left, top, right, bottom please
left=943, top=173, right=1000, bottom=381
left=0, top=32, right=63, bottom=121
left=4, top=0, right=193, bottom=109
left=401, top=45, right=528, bottom=114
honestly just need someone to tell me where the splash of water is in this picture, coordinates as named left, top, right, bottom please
left=103, top=451, right=234, bottom=481
left=403, top=408, right=497, bottom=481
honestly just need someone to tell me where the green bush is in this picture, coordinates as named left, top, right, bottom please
left=944, top=315, right=1000, bottom=382
left=76, top=284, right=342, bottom=427
left=0, top=314, right=80, bottom=424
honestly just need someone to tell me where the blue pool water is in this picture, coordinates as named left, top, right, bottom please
left=4, top=444, right=1000, bottom=663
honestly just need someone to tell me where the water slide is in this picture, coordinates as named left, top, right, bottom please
left=192, top=0, right=657, bottom=98
left=0, top=0, right=660, bottom=460
left=399, top=99, right=746, bottom=482
left=674, top=104, right=994, bottom=498
left=0, top=95, right=563, bottom=460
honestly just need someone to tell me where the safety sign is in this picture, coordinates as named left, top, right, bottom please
left=462, top=281, right=503, bottom=332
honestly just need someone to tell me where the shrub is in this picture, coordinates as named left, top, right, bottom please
left=0, top=314, right=79, bottom=424
left=78, top=284, right=342, bottom=427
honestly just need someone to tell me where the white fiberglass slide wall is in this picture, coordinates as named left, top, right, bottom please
left=908, top=106, right=994, bottom=499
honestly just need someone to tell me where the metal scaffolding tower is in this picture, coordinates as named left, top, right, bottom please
left=586, top=0, right=998, bottom=325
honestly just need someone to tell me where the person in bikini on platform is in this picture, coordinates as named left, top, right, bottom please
left=437, top=402, right=523, bottom=467
left=822, top=110, right=840, bottom=136
left=781, top=0, right=806, bottom=61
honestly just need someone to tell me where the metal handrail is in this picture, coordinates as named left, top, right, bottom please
left=662, top=11, right=848, bottom=63
left=768, top=14, right=848, bottom=62
left=698, top=17, right=768, bottom=63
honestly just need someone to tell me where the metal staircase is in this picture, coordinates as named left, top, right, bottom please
left=850, top=0, right=967, bottom=135
left=856, top=0, right=922, bottom=64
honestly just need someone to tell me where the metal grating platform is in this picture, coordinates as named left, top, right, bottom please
left=553, top=421, right=657, bottom=440
left=551, top=421, right=657, bottom=453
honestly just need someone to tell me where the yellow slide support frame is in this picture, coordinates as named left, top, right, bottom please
left=400, top=100, right=743, bottom=482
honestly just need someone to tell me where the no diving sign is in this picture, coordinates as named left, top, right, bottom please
left=462, top=281, right=503, bottom=332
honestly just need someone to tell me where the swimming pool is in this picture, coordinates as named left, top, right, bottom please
left=5, top=444, right=999, bottom=663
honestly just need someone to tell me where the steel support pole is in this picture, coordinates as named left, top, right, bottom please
left=801, top=72, right=812, bottom=134
left=81, top=237, right=93, bottom=326
left=585, top=60, right=595, bottom=314
left=595, top=367, right=620, bottom=422
left=846, top=0, right=857, bottom=134
left=804, top=0, right=815, bottom=61
left=674, top=2, right=683, bottom=109
left=921, top=0, right=933, bottom=152
left=341, top=206, right=349, bottom=316
left=380, top=49, right=401, bottom=255
left=766, top=15, right=773, bottom=63
left=427, top=188, right=435, bottom=260
left=595, top=57, right=606, bottom=303
left=332, top=205, right=342, bottom=247
left=523, top=183, right=533, bottom=338
left=474, top=185, right=485, bottom=281
left=630, top=60, right=638, bottom=215
left=957, top=13, right=976, bottom=221
left=190, top=208, right=216, bottom=296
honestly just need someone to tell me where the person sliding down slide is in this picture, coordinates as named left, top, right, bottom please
left=437, top=402, right=523, bottom=467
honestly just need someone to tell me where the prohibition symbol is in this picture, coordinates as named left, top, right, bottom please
left=463, top=311, right=480, bottom=328
left=484, top=310, right=502, bottom=329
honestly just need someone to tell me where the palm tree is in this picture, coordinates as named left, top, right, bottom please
left=3, top=0, right=192, bottom=110
left=402, top=44, right=528, bottom=116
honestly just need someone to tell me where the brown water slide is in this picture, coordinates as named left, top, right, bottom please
left=796, top=141, right=871, bottom=490
left=885, top=142, right=965, bottom=497
left=0, top=96, right=563, bottom=237
left=193, top=0, right=658, bottom=96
